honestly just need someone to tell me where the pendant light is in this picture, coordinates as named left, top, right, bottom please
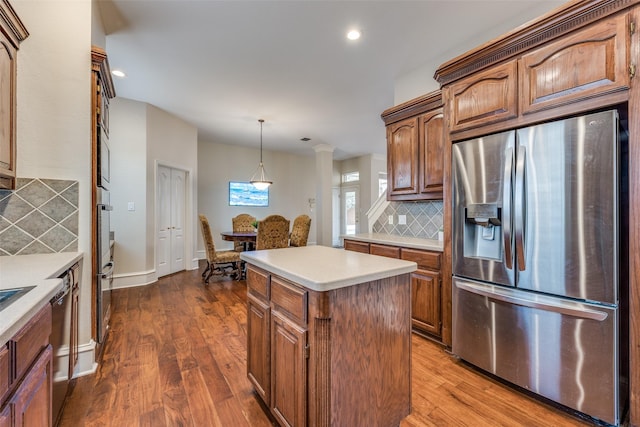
left=250, top=119, right=272, bottom=190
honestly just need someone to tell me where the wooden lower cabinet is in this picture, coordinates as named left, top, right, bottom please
left=270, top=310, right=307, bottom=427
left=247, top=295, right=271, bottom=404
left=9, top=345, right=52, bottom=427
left=345, top=239, right=443, bottom=340
left=0, top=304, right=53, bottom=427
left=410, top=269, right=441, bottom=336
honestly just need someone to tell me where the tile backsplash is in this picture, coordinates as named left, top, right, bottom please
left=0, top=178, right=79, bottom=256
left=372, top=201, right=443, bottom=239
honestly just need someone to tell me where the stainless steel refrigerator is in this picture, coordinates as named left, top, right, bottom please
left=451, top=109, right=627, bottom=426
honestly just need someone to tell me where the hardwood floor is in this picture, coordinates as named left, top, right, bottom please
left=59, top=267, right=592, bottom=427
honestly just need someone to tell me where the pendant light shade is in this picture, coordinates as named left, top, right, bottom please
left=250, top=119, right=272, bottom=190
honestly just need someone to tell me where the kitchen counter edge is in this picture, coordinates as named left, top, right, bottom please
left=0, top=252, right=84, bottom=346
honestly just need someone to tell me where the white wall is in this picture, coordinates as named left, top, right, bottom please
left=109, top=98, right=148, bottom=275
left=109, top=99, right=199, bottom=285
left=13, top=0, right=94, bottom=368
left=197, top=141, right=316, bottom=252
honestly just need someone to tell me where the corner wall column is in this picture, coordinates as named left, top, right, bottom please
left=314, top=144, right=334, bottom=246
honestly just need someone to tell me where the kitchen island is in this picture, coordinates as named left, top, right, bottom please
left=241, top=245, right=417, bottom=427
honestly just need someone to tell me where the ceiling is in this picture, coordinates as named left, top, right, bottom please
left=98, top=0, right=566, bottom=160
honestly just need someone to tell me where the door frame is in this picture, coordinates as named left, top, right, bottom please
left=155, top=161, right=194, bottom=279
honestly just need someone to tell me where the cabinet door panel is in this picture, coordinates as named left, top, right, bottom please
left=10, top=345, right=52, bottom=427
left=0, top=402, right=9, bottom=427
left=411, top=270, right=441, bottom=337
left=520, top=15, right=628, bottom=115
left=0, top=36, right=15, bottom=189
left=271, top=311, right=306, bottom=427
left=387, top=117, right=419, bottom=197
left=419, top=110, right=444, bottom=197
left=449, top=61, right=518, bottom=132
left=370, top=243, right=400, bottom=258
left=247, top=296, right=271, bottom=405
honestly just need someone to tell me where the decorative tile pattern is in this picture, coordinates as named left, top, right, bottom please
left=0, top=178, right=79, bottom=256
left=372, top=201, right=443, bottom=239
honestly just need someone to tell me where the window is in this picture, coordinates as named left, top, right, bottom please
left=342, top=171, right=359, bottom=183
left=229, top=181, right=269, bottom=207
left=378, top=172, right=387, bottom=196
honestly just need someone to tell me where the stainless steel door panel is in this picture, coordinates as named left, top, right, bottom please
left=452, top=130, right=515, bottom=286
left=516, top=110, right=618, bottom=303
left=453, top=277, right=620, bottom=425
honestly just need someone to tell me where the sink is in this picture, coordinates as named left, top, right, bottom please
left=0, top=286, right=35, bottom=312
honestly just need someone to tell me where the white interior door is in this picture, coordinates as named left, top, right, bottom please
left=157, top=165, right=186, bottom=278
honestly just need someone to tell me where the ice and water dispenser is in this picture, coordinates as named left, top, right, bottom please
left=463, top=203, right=502, bottom=261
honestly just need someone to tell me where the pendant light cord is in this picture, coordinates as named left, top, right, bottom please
left=259, top=119, right=264, bottom=163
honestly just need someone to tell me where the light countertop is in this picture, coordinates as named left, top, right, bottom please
left=341, top=233, right=443, bottom=252
left=0, top=252, right=84, bottom=346
left=240, top=245, right=416, bottom=292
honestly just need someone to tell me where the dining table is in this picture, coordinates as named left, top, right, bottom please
left=220, top=230, right=257, bottom=252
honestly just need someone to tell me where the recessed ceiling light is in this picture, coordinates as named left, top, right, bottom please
left=112, top=69, right=126, bottom=78
left=346, top=30, right=361, bottom=41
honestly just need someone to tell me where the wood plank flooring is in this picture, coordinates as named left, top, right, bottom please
left=59, top=266, right=593, bottom=426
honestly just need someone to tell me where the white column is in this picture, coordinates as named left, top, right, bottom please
left=314, top=144, right=334, bottom=246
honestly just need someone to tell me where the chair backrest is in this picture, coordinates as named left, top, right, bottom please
left=232, top=213, right=256, bottom=232
left=289, top=214, right=311, bottom=247
left=198, top=214, right=217, bottom=262
left=256, top=215, right=290, bottom=250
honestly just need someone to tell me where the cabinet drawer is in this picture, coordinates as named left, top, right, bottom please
left=271, top=277, right=307, bottom=326
left=344, top=240, right=370, bottom=254
left=519, top=14, right=629, bottom=115
left=12, top=304, right=51, bottom=382
left=370, top=244, right=400, bottom=259
left=448, top=60, right=518, bottom=132
left=401, top=248, right=441, bottom=270
left=0, top=344, right=8, bottom=400
left=247, top=266, right=270, bottom=302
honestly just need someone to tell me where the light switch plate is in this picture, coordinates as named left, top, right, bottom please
left=398, top=215, right=407, bottom=225
left=127, top=202, right=135, bottom=211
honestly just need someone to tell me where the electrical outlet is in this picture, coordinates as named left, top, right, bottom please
left=388, top=215, right=393, bottom=225
left=398, top=215, right=407, bottom=225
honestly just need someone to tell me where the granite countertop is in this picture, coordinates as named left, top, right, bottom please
left=0, top=252, right=84, bottom=346
left=341, top=233, right=443, bottom=252
left=240, top=245, right=416, bottom=292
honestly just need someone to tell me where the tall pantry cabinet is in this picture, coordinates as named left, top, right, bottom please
left=0, top=0, right=28, bottom=190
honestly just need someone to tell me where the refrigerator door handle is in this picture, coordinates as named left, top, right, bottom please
left=456, top=280, right=608, bottom=321
left=514, top=145, right=526, bottom=271
left=503, top=148, right=514, bottom=270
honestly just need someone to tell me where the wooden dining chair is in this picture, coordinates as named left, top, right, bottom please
left=232, top=213, right=256, bottom=251
left=256, top=215, right=290, bottom=250
left=289, top=214, right=311, bottom=247
left=198, top=214, right=242, bottom=282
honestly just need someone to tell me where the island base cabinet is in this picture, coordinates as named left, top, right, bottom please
left=271, top=311, right=307, bottom=427
left=9, top=345, right=52, bottom=427
left=246, top=263, right=411, bottom=427
left=247, top=296, right=271, bottom=405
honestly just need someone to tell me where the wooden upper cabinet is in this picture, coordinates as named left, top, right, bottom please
left=0, top=1, right=28, bottom=190
left=519, top=14, right=629, bottom=115
left=387, top=117, right=419, bottom=197
left=448, top=60, right=518, bottom=133
left=382, top=90, right=444, bottom=201
left=419, top=110, right=444, bottom=196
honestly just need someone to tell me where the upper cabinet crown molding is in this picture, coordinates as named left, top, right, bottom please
left=0, top=0, right=28, bottom=48
left=434, top=0, right=638, bottom=86
left=91, top=46, right=116, bottom=100
left=381, top=90, right=443, bottom=125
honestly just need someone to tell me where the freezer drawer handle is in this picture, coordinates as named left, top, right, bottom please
left=456, top=281, right=608, bottom=321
